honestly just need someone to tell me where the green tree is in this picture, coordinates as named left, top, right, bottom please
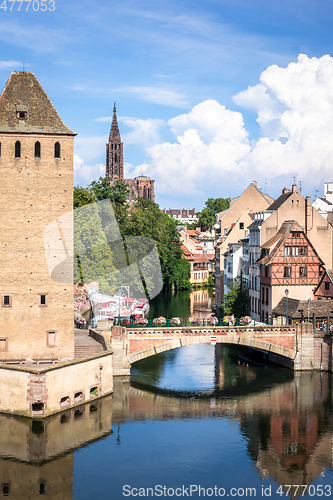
left=125, top=198, right=191, bottom=291
left=72, top=182, right=192, bottom=292
left=74, top=202, right=117, bottom=294
left=73, top=185, right=97, bottom=209
left=221, top=276, right=248, bottom=317
left=198, top=197, right=230, bottom=231
left=88, top=177, right=130, bottom=231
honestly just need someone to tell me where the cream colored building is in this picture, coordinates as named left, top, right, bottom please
left=215, top=182, right=274, bottom=311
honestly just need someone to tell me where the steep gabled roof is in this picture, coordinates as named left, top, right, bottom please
left=257, top=220, right=321, bottom=266
left=0, top=71, right=75, bottom=135
left=266, top=189, right=293, bottom=211
left=216, top=182, right=274, bottom=219
left=313, top=269, right=333, bottom=295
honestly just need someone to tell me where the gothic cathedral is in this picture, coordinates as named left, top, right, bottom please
left=106, top=105, right=155, bottom=203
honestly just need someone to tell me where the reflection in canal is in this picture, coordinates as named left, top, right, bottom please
left=148, top=288, right=214, bottom=320
left=0, top=345, right=332, bottom=499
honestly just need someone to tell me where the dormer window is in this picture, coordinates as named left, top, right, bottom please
left=16, top=105, right=28, bottom=120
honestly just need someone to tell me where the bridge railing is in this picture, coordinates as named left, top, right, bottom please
left=117, top=317, right=274, bottom=328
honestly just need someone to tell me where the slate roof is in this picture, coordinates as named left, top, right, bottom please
left=266, top=190, right=293, bottom=211
left=0, top=71, right=75, bottom=135
left=318, top=197, right=332, bottom=206
left=272, top=297, right=333, bottom=319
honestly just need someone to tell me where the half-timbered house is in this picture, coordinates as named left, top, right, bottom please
left=314, top=269, right=333, bottom=300
left=257, top=221, right=324, bottom=321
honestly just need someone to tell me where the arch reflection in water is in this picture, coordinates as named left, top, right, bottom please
left=0, top=345, right=331, bottom=499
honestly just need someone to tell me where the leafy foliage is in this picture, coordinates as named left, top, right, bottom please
left=125, top=198, right=191, bottom=291
left=198, top=197, right=230, bottom=231
left=73, top=186, right=97, bottom=209
left=73, top=182, right=191, bottom=292
left=221, top=276, right=248, bottom=317
left=74, top=202, right=117, bottom=294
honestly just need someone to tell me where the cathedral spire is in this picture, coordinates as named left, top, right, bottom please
left=106, top=102, right=123, bottom=179
left=110, top=102, right=120, bottom=138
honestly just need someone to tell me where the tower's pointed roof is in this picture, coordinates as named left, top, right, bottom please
left=0, top=71, right=75, bottom=135
left=109, top=103, right=120, bottom=139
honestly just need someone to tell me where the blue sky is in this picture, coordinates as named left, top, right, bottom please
left=1, top=0, right=333, bottom=209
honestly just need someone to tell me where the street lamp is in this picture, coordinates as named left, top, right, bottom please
left=285, top=289, right=289, bottom=326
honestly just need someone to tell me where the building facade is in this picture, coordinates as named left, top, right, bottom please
left=248, top=184, right=333, bottom=321
left=106, top=105, right=155, bottom=203
left=162, top=208, right=198, bottom=225
left=214, top=182, right=274, bottom=312
left=257, top=221, right=324, bottom=321
left=179, top=229, right=215, bottom=285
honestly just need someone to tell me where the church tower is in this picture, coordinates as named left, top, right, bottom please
left=106, top=104, right=123, bottom=180
left=0, top=71, right=76, bottom=361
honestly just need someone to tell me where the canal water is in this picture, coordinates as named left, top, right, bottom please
left=1, top=344, right=332, bottom=499
left=148, top=288, right=215, bottom=320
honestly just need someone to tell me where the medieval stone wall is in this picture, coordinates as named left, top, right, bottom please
left=0, top=134, right=74, bottom=360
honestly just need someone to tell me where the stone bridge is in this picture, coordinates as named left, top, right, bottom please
left=105, top=323, right=332, bottom=376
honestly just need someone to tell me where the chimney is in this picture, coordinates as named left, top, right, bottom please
left=253, top=181, right=257, bottom=188
left=305, top=196, right=312, bottom=233
left=292, top=184, right=297, bottom=193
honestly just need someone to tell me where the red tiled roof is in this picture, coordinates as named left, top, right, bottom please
left=193, top=254, right=214, bottom=263
left=181, top=245, right=194, bottom=260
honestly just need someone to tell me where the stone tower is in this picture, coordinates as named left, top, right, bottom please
left=105, top=104, right=155, bottom=203
left=106, top=104, right=123, bottom=180
left=0, top=71, right=76, bottom=361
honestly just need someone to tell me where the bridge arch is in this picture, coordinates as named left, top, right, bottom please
left=128, top=333, right=295, bottom=369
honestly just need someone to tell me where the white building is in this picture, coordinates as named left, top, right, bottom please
left=313, top=182, right=333, bottom=219
left=240, top=236, right=249, bottom=288
left=223, top=243, right=242, bottom=297
left=248, top=211, right=270, bottom=319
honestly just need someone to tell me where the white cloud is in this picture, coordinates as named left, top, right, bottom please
left=234, top=54, right=333, bottom=185
left=94, top=116, right=165, bottom=147
left=74, top=135, right=107, bottom=164
left=142, top=100, right=250, bottom=198
left=74, top=155, right=104, bottom=186
left=121, top=117, right=165, bottom=148
left=94, top=116, right=112, bottom=123
left=140, top=55, right=333, bottom=203
left=0, top=22, right=69, bottom=53
left=0, top=60, right=22, bottom=71
left=123, top=86, right=188, bottom=107
left=125, top=162, right=151, bottom=178
left=71, top=84, right=188, bottom=108
left=72, top=54, right=333, bottom=204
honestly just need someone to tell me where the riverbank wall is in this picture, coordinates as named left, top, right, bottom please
left=0, top=351, right=113, bottom=418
